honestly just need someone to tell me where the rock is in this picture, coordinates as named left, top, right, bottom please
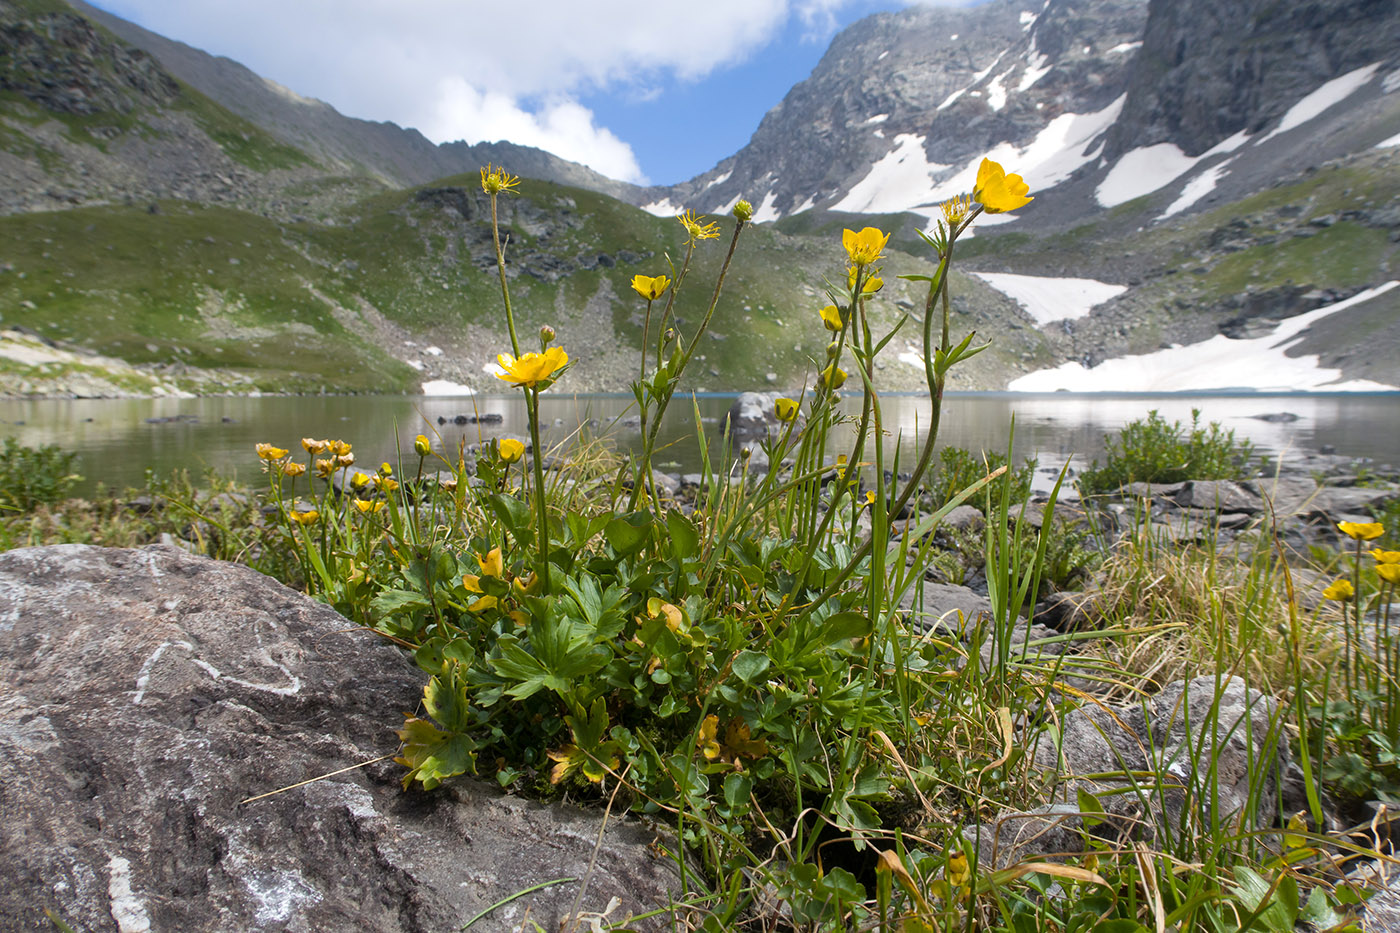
left=722, top=392, right=782, bottom=444
left=1251, top=474, right=1319, bottom=517
left=939, top=504, right=985, bottom=534
left=1122, top=481, right=1188, bottom=500
left=1034, top=676, right=1289, bottom=839
left=0, top=545, right=681, bottom=932
left=900, top=582, right=993, bottom=631
left=1171, top=479, right=1262, bottom=514
left=1307, top=485, right=1399, bottom=523
left=1034, top=590, right=1103, bottom=632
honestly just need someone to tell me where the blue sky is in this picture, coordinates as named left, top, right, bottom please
left=89, top=1, right=953, bottom=186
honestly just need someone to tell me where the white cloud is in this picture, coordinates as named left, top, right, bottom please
left=92, top=0, right=952, bottom=181
left=427, top=81, right=644, bottom=183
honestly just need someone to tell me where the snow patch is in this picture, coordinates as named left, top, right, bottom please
left=831, top=135, right=949, bottom=214
left=406, top=359, right=425, bottom=371
left=641, top=198, right=678, bottom=217
left=972, top=273, right=1127, bottom=325
left=788, top=195, right=816, bottom=216
left=751, top=189, right=782, bottom=223
left=1018, top=51, right=1052, bottom=91
left=986, top=70, right=1012, bottom=111
left=1159, top=158, right=1233, bottom=219
left=1377, top=131, right=1400, bottom=149
left=1096, top=143, right=1201, bottom=207
left=423, top=379, right=478, bottom=395
left=1257, top=62, right=1381, bottom=144
left=1107, top=41, right=1142, bottom=54
left=1385, top=69, right=1400, bottom=93
left=714, top=191, right=743, bottom=215
left=1019, top=10, right=1037, bottom=26
left=1009, top=282, right=1400, bottom=392
left=703, top=170, right=732, bottom=190
left=865, top=113, right=889, bottom=124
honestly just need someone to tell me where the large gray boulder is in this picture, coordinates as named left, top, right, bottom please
left=0, top=545, right=681, bottom=932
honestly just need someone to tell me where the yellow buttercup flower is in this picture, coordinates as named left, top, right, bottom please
left=301, top=437, right=327, bottom=455
left=289, top=509, right=319, bottom=526
left=942, top=194, right=972, bottom=227
left=1380, top=563, right=1400, bottom=585
left=973, top=158, right=1033, bottom=213
left=256, top=443, right=288, bottom=461
left=379, top=462, right=393, bottom=476
left=478, top=547, right=504, bottom=578
left=774, top=397, right=799, bottom=422
left=847, top=266, right=883, bottom=294
left=315, top=458, right=335, bottom=478
left=353, top=499, right=384, bottom=514
left=631, top=274, right=671, bottom=301
left=1323, top=579, right=1355, bottom=601
left=480, top=163, right=519, bottom=195
left=945, top=847, right=970, bottom=888
left=336, top=452, right=356, bottom=467
left=279, top=461, right=307, bottom=477
left=328, top=440, right=352, bottom=457
left=1371, top=549, right=1400, bottom=563
left=821, top=362, right=848, bottom=390
left=374, top=475, right=399, bottom=492
left=677, top=210, right=720, bottom=242
left=496, top=346, right=568, bottom=388
left=1338, top=521, right=1385, bottom=541
left=351, top=471, right=371, bottom=489
left=818, top=304, right=844, bottom=332
left=499, top=438, right=525, bottom=463
left=414, top=434, right=432, bottom=457
left=842, top=227, right=889, bottom=267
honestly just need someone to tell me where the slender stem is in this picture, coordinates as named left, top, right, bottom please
left=527, top=386, right=550, bottom=594
left=489, top=191, right=521, bottom=358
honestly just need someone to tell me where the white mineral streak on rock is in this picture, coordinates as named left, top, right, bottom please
left=107, top=857, right=152, bottom=933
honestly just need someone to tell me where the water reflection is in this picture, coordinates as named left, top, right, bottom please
left=0, top=392, right=1395, bottom=496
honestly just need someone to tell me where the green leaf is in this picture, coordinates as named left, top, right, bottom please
left=370, top=588, right=430, bottom=615
left=486, top=493, right=534, bottom=547
left=604, top=511, right=653, bottom=557
left=665, top=509, right=700, bottom=559
left=731, top=650, right=771, bottom=684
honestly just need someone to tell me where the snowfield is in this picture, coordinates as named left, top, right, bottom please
left=1008, top=282, right=1400, bottom=392
left=972, top=273, right=1127, bottom=325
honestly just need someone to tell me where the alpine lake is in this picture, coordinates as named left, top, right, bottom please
left=2, top=391, right=1397, bottom=499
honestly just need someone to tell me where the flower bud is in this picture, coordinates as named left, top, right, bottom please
left=732, top=199, right=753, bottom=222
left=539, top=324, right=556, bottom=346
left=414, top=434, right=431, bottom=457
left=664, top=328, right=676, bottom=343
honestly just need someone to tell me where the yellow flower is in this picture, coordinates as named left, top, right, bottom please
left=301, top=437, right=326, bottom=455
left=353, top=499, right=384, bottom=514
left=697, top=714, right=722, bottom=760
left=351, top=471, right=371, bottom=488
left=945, top=847, right=970, bottom=888
left=942, top=194, right=972, bottom=227
left=478, top=547, right=504, bottom=578
left=842, top=227, right=889, bottom=267
left=631, top=274, right=671, bottom=301
left=973, top=158, right=1033, bottom=213
left=336, top=452, right=356, bottom=467
left=499, top=438, right=525, bottom=463
left=279, top=461, right=307, bottom=477
left=1323, top=578, right=1355, bottom=601
left=289, top=509, right=319, bottom=526
left=821, top=362, right=848, bottom=390
left=256, top=443, right=288, bottom=460
left=847, top=266, right=883, bottom=294
left=379, top=462, right=393, bottom=476
left=414, top=434, right=431, bottom=457
left=677, top=209, right=720, bottom=242
left=1338, top=521, right=1385, bottom=541
left=1371, top=549, right=1400, bottom=563
left=774, top=397, right=799, bottom=422
left=495, top=346, right=569, bottom=388
left=1380, top=563, right=1400, bottom=585
left=328, top=440, right=352, bottom=457
left=315, top=458, right=335, bottom=478
left=864, top=490, right=876, bottom=507
left=374, top=475, right=399, bottom=492
left=818, top=304, right=844, bottom=332
left=479, top=163, right=519, bottom=195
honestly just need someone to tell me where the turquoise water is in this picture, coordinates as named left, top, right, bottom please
left=1, top=392, right=1396, bottom=496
